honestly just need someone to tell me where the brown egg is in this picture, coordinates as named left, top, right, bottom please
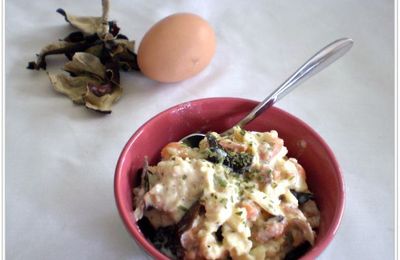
left=137, top=13, right=216, bottom=83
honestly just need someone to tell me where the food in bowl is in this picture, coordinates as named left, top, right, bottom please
left=133, top=126, right=320, bottom=259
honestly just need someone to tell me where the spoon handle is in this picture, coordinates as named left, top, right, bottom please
left=234, top=38, right=354, bottom=130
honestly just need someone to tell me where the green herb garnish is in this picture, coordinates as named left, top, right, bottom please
left=214, top=175, right=227, bottom=188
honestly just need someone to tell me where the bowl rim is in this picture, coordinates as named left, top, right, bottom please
left=114, top=97, right=345, bottom=260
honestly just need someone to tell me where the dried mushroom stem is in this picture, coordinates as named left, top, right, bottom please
left=102, top=0, right=109, bottom=25
left=100, top=0, right=111, bottom=39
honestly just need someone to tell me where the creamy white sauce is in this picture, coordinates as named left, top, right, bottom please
left=137, top=126, right=320, bottom=259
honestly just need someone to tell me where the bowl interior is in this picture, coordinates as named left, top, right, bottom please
left=115, top=97, right=344, bottom=259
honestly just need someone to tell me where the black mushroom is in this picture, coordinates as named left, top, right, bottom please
left=140, top=201, right=204, bottom=260
left=284, top=241, right=312, bottom=260
left=205, top=133, right=253, bottom=174
left=290, top=190, right=315, bottom=205
left=205, top=133, right=227, bottom=164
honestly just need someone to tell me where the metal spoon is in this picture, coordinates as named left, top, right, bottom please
left=181, top=38, right=354, bottom=147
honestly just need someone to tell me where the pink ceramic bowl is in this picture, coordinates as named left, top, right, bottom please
left=114, top=97, right=345, bottom=260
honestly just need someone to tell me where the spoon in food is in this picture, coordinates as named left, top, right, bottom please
left=181, top=38, right=354, bottom=147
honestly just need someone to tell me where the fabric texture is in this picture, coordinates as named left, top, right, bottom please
left=5, top=0, right=394, bottom=259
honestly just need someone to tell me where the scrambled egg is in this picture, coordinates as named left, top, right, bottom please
left=134, top=126, right=320, bottom=260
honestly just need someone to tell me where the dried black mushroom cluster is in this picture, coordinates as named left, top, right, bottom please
left=27, top=0, right=139, bottom=113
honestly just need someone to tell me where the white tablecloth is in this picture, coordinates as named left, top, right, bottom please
left=5, top=0, right=394, bottom=259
